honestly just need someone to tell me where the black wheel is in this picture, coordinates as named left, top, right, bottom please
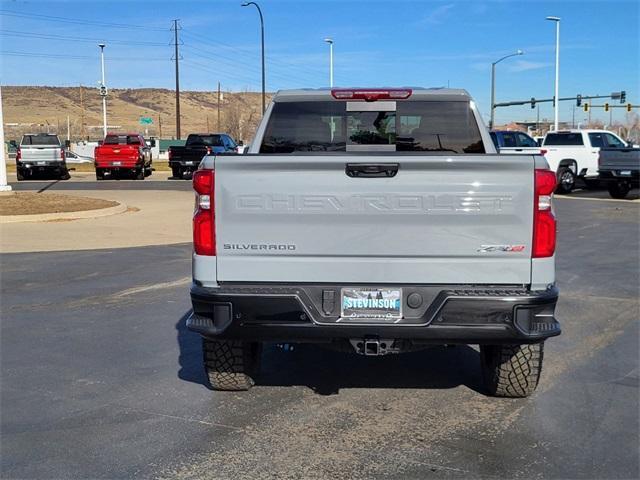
left=16, top=169, right=25, bottom=181
left=96, top=168, right=104, bottom=181
left=136, top=167, right=145, bottom=180
left=608, top=181, right=631, bottom=199
left=555, top=167, right=575, bottom=194
left=480, top=343, right=544, bottom=398
left=171, top=166, right=182, bottom=179
left=60, top=169, right=71, bottom=180
left=202, top=338, right=262, bottom=391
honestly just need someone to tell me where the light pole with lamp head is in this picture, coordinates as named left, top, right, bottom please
left=98, top=43, right=108, bottom=138
left=546, top=16, right=561, bottom=131
left=241, top=2, right=265, bottom=114
left=324, top=38, right=334, bottom=87
left=489, top=49, right=523, bottom=129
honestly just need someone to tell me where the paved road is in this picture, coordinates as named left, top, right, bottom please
left=1, top=199, right=639, bottom=479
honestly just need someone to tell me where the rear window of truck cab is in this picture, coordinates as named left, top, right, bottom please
left=544, top=132, right=584, bottom=146
left=21, top=134, right=60, bottom=146
left=186, top=135, right=225, bottom=147
left=104, top=135, right=141, bottom=145
left=260, top=101, right=485, bottom=154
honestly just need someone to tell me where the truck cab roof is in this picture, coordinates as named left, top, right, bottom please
left=272, top=87, right=471, bottom=103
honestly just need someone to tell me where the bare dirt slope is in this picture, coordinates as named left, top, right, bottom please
left=3, top=86, right=271, bottom=142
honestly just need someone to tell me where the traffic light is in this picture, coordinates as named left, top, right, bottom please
left=530, top=97, right=536, bottom=109
left=628, top=103, right=633, bottom=112
left=576, top=94, right=582, bottom=106
left=620, top=91, right=626, bottom=103
left=583, top=103, right=589, bottom=112
left=604, top=103, right=609, bottom=112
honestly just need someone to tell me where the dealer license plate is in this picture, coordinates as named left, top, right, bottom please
left=112, top=161, right=122, bottom=166
left=620, top=170, right=632, bottom=176
left=36, top=161, right=47, bottom=166
left=341, top=288, right=402, bottom=321
left=185, top=161, right=194, bottom=165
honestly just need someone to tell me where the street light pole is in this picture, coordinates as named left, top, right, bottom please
left=324, top=38, right=334, bottom=87
left=98, top=43, right=108, bottom=138
left=546, top=16, right=561, bottom=131
left=489, top=50, right=523, bottom=129
left=242, top=2, right=265, bottom=114
left=0, top=85, right=12, bottom=192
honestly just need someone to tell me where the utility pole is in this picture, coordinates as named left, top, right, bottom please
left=0, top=85, right=12, bottom=192
left=206, top=116, right=210, bottom=132
left=79, top=84, right=85, bottom=139
left=172, top=19, right=182, bottom=139
left=324, top=38, right=334, bottom=87
left=67, top=115, right=70, bottom=142
left=98, top=43, right=108, bottom=138
left=489, top=50, right=523, bottom=129
left=546, top=16, right=561, bottom=131
left=158, top=115, right=163, bottom=138
left=217, top=81, right=221, bottom=130
left=241, top=2, right=265, bottom=114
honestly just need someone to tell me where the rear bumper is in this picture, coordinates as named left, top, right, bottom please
left=95, top=157, right=142, bottom=169
left=189, top=283, right=560, bottom=344
left=169, top=160, right=200, bottom=169
left=599, top=169, right=639, bottom=184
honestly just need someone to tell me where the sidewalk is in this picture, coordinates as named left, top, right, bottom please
left=1, top=189, right=192, bottom=253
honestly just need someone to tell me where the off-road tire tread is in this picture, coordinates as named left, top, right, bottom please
left=608, top=182, right=630, bottom=199
left=202, top=338, right=259, bottom=391
left=481, top=343, right=544, bottom=398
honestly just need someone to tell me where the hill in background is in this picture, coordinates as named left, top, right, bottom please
left=3, top=86, right=272, bottom=143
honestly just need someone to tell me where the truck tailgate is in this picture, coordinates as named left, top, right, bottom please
left=599, top=148, right=640, bottom=170
left=215, top=154, right=534, bottom=284
left=21, top=147, right=61, bottom=162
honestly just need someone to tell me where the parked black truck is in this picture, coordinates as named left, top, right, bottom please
left=598, top=146, right=640, bottom=199
left=168, top=133, right=239, bottom=179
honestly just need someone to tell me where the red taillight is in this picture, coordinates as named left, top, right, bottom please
left=16, top=148, right=21, bottom=161
left=331, top=88, right=412, bottom=101
left=61, top=149, right=65, bottom=161
left=540, top=149, right=547, bottom=156
left=193, top=170, right=215, bottom=256
left=168, top=149, right=173, bottom=160
left=206, top=146, right=212, bottom=155
left=533, top=169, right=557, bottom=258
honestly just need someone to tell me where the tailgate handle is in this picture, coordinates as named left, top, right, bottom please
left=345, top=163, right=398, bottom=178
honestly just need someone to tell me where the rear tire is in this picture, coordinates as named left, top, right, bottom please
left=96, top=168, right=104, bottom=181
left=16, top=170, right=25, bottom=181
left=202, top=338, right=261, bottom=391
left=608, top=181, right=631, bottom=199
left=555, top=167, right=575, bottom=194
left=136, top=167, right=145, bottom=180
left=480, top=343, right=544, bottom=398
left=171, top=166, right=182, bottom=179
left=60, top=169, right=71, bottom=180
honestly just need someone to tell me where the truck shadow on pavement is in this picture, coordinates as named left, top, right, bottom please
left=176, top=311, right=485, bottom=396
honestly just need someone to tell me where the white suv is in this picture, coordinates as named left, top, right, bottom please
left=542, top=129, right=628, bottom=193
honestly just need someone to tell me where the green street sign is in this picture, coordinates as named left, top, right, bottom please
left=139, top=117, right=153, bottom=125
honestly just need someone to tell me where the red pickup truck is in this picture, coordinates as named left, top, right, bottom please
left=94, top=133, right=152, bottom=180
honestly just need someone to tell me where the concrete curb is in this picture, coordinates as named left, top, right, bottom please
left=0, top=202, right=128, bottom=224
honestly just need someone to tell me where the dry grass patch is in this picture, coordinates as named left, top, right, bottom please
left=0, top=192, right=118, bottom=216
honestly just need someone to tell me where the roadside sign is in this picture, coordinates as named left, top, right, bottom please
left=139, top=117, right=153, bottom=125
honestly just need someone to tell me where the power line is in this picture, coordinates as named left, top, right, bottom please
left=0, top=50, right=168, bottom=61
left=0, top=30, right=168, bottom=47
left=0, top=9, right=166, bottom=31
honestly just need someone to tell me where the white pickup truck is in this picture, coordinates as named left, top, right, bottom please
left=187, top=88, right=561, bottom=397
left=542, top=129, right=630, bottom=193
left=16, top=133, right=70, bottom=181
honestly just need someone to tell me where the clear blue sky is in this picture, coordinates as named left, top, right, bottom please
left=1, top=0, right=638, bottom=125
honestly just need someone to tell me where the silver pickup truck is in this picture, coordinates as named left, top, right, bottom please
left=187, top=88, right=561, bottom=397
left=16, top=133, right=70, bottom=181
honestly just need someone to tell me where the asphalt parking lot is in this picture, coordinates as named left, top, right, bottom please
left=1, top=178, right=639, bottom=479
